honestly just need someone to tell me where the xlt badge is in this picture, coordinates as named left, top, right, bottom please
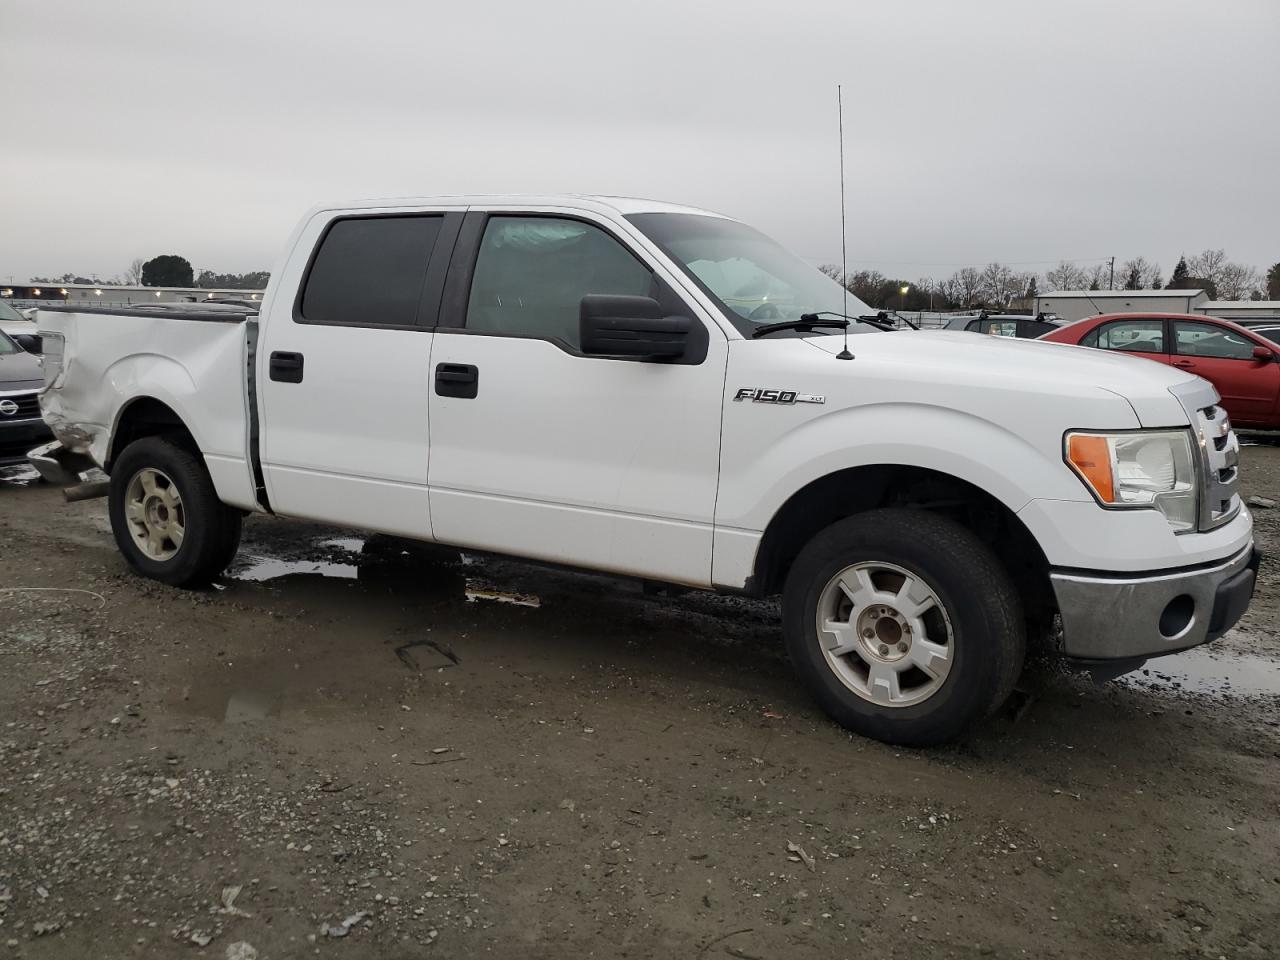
left=734, top=388, right=825, bottom=405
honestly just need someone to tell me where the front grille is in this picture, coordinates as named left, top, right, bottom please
left=0, top=392, right=42, bottom=420
left=1193, top=402, right=1241, bottom=531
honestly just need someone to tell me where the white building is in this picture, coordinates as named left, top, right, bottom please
left=1195, top=300, right=1280, bottom=320
left=1033, top=288, right=1209, bottom=323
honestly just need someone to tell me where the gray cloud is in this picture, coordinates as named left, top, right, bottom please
left=3, top=0, right=1276, bottom=283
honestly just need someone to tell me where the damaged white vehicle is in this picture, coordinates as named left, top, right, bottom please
left=31, top=196, right=1258, bottom=745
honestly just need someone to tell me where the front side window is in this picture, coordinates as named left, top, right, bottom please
left=300, top=215, right=443, bottom=326
left=465, top=217, right=652, bottom=349
left=627, top=212, right=876, bottom=338
left=1091, top=319, right=1165, bottom=353
left=1173, top=321, right=1256, bottom=360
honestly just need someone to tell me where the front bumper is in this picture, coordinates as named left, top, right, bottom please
left=0, top=419, right=53, bottom=468
left=1051, top=543, right=1260, bottom=661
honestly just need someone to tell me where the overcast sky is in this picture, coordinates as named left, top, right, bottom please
left=2, top=0, right=1276, bottom=284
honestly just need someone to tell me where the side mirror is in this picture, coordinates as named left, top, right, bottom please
left=1252, top=345, right=1274, bottom=361
left=580, top=295, right=691, bottom=360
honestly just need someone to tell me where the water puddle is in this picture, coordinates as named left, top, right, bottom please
left=464, top=581, right=541, bottom=608
left=223, top=687, right=282, bottom=722
left=1118, top=646, right=1280, bottom=698
left=0, top=464, right=40, bottom=487
left=231, top=555, right=359, bottom=581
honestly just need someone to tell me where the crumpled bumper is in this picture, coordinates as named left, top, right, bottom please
left=1050, top=543, right=1260, bottom=661
left=26, top=439, right=97, bottom=485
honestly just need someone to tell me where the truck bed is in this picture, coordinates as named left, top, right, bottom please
left=35, top=306, right=262, bottom=511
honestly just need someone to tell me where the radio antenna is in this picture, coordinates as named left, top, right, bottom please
left=836, top=83, right=853, bottom=360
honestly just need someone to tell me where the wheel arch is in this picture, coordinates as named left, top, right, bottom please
left=106, top=395, right=201, bottom=472
left=751, top=463, right=1053, bottom=619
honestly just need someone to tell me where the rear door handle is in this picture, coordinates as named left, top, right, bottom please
left=1172, top=359, right=1194, bottom=368
left=269, top=351, right=304, bottom=383
left=435, top=362, right=478, bottom=399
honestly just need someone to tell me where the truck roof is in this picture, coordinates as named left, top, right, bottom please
left=311, top=194, right=731, bottom=219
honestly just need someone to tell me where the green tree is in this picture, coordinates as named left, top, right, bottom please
left=142, top=255, right=194, bottom=287
left=1123, top=264, right=1142, bottom=290
left=1267, top=262, right=1280, bottom=300
left=1167, top=256, right=1190, bottom=289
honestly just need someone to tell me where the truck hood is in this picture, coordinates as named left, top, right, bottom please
left=805, top=330, right=1199, bottom=427
left=0, top=347, right=43, bottom=389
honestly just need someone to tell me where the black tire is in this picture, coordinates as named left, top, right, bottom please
left=108, top=437, right=243, bottom=588
left=782, top=508, right=1025, bottom=746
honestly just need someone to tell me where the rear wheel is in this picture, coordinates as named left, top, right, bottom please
left=782, top=508, right=1024, bottom=746
left=108, top=437, right=242, bottom=587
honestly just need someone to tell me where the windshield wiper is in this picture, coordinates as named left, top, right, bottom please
left=804, top=310, right=896, bottom=331
left=751, top=317, right=850, bottom=338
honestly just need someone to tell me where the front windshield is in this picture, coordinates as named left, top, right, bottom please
left=627, top=213, right=874, bottom=337
left=0, top=331, right=19, bottom=355
left=0, top=300, right=23, bottom=322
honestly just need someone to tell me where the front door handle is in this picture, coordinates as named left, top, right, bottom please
left=1172, top=359, right=1194, bottom=368
left=269, top=351, right=305, bottom=383
left=435, top=362, right=478, bottom=399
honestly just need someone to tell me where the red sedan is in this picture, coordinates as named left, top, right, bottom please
left=1041, top=313, right=1280, bottom=430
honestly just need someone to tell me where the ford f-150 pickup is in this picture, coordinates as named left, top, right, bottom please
left=30, top=195, right=1259, bottom=745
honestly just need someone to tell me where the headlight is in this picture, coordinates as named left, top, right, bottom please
left=1065, top=430, right=1197, bottom=532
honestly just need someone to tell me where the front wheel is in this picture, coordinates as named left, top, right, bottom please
left=782, top=508, right=1025, bottom=746
left=108, top=437, right=242, bottom=588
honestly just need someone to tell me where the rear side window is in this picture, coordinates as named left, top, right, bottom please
left=300, top=216, right=443, bottom=326
left=1085, top=319, right=1164, bottom=352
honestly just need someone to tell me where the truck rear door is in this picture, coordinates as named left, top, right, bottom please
left=256, top=208, right=464, bottom=537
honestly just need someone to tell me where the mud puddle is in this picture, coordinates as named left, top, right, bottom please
left=1119, top=645, right=1280, bottom=698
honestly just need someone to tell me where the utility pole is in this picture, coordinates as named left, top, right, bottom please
left=1108, top=256, right=1115, bottom=290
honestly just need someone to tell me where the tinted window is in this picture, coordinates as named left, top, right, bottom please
left=300, top=216, right=442, bottom=326
left=466, top=217, right=652, bottom=349
left=1173, top=321, right=1256, bottom=360
left=1092, top=319, right=1164, bottom=353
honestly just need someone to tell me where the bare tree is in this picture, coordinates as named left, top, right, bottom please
left=1083, top=263, right=1110, bottom=290
left=944, top=267, right=983, bottom=308
left=1216, top=262, right=1261, bottom=300
left=123, top=257, right=146, bottom=285
left=819, top=264, right=844, bottom=282
left=1187, top=249, right=1228, bottom=286
left=1043, top=261, right=1090, bottom=291
left=979, top=262, right=1022, bottom=308
left=1119, top=257, right=1163, bottom=290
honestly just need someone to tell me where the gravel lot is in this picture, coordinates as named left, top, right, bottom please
left=1, top=444, right=1278, bottom=959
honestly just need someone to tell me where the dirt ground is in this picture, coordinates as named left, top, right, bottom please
left=1, top=444, right=1278, bottom=960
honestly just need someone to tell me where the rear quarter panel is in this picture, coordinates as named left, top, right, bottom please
left=37, top=310, right=257, bottom=508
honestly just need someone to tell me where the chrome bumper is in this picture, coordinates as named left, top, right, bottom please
left=1051, top=543, right=1259, bottom=661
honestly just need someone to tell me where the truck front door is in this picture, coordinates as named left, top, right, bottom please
left=425, top=210, right=727, bottom=585
left=257, top=208, right=463, bottom=538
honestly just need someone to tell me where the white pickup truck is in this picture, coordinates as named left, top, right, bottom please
left=31, top=195, right=1259, bottom=745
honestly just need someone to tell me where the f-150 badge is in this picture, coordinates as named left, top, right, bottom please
left=734, top=388, right=825, bottom=405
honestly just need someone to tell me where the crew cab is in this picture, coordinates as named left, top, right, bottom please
left=1041, top=313, right=1280, bottom=430
left=30, top=196, right=1259, bottom=745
